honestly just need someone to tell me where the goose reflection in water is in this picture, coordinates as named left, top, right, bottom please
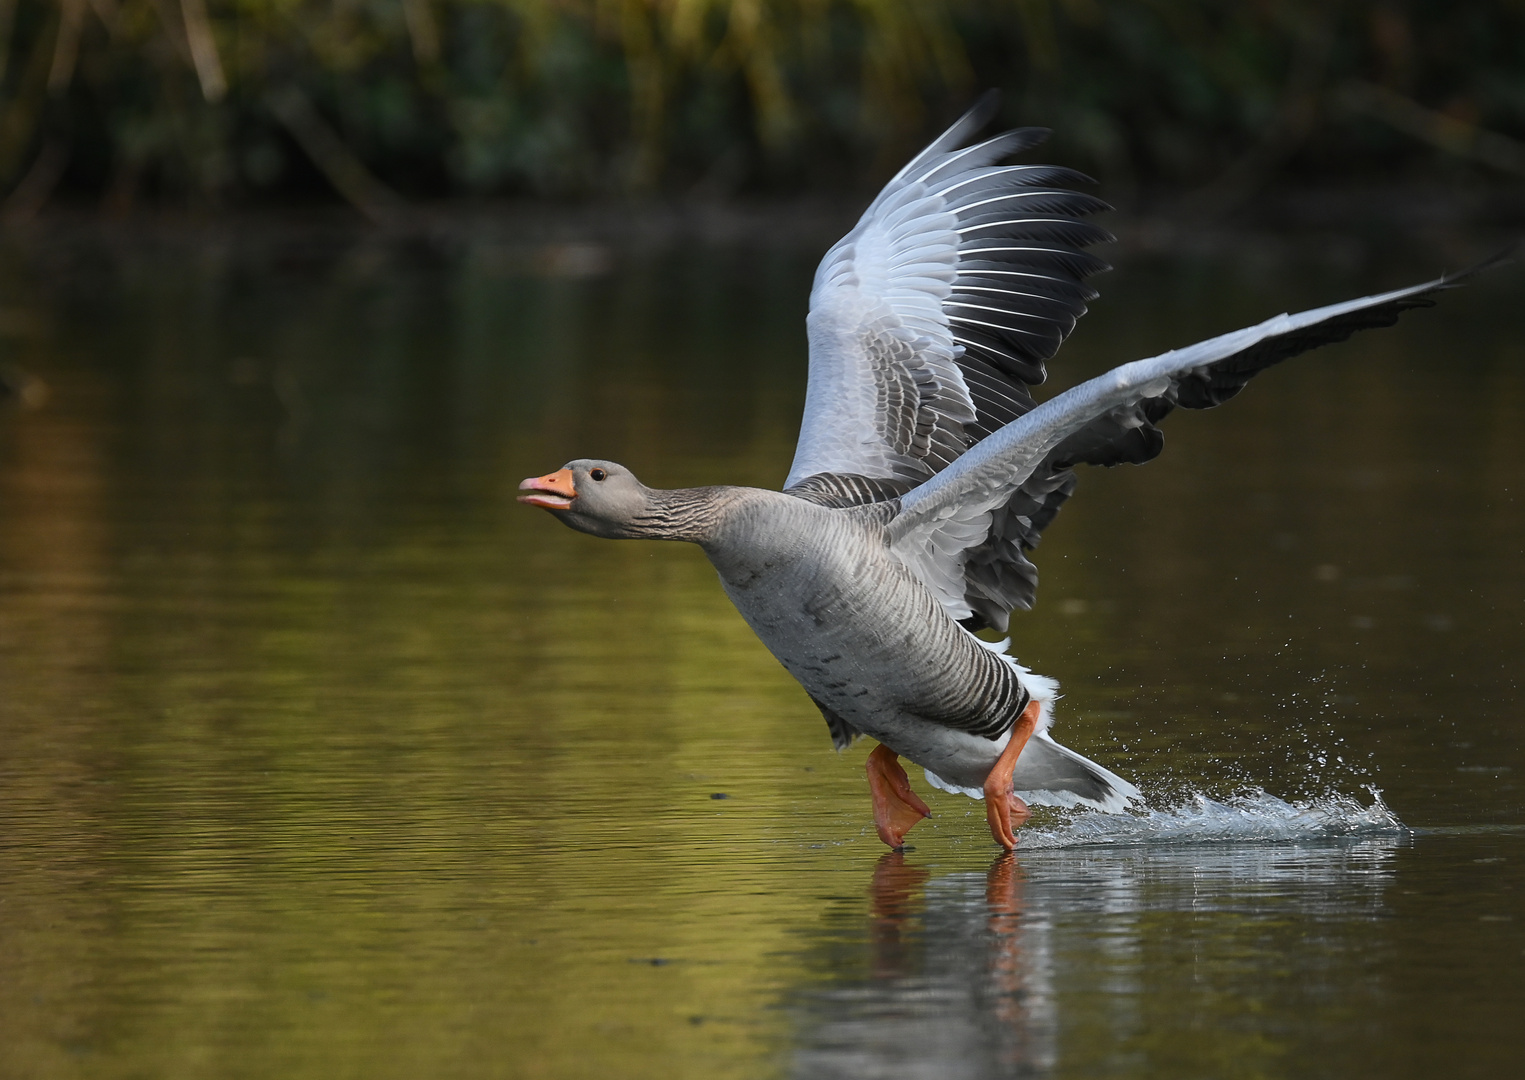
left=793, top=852, right=1057, bottom=1078
left=788, top=839, right=1403, bottom=1079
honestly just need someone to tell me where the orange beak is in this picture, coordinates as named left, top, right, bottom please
left=518, top=468, right=577, bottom=510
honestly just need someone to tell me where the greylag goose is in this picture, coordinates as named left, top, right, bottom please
left=520, top=94, right=1485, bottom=850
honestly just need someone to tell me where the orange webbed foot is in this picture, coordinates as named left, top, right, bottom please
left=983, top=700, right=1041, bottom=850
left=985, top=790, right=1032, bottom=851
left=865, top=743, right=931, bottom=849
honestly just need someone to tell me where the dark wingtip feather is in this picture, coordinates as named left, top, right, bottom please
left=966, top=88, right=1003, bottom=127
left=887, top=90, right=1006, bottom=187
left=1003, top=126, right=1051, bottom=151
left=1439, top=244, right=1519, bottom=287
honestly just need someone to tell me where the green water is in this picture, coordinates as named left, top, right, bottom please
left=0, top=229, right=1521, bottom=1078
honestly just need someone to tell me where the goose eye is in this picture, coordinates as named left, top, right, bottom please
left=590, top=468, right=607, bottom=482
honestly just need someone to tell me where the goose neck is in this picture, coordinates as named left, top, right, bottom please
left=632, top=486, right=729, bottom=543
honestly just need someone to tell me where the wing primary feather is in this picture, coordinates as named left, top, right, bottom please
left=932, top=165, right=1097, bottom=200
left=881, top=91, right=1003, bottom=188
left=916, top=128, right=1052, bottom=187
left=946, top=301, right=1066, bottom=325
left=957, top=219, right=1116, bottom=243
left=950, top=190, right=1112, bottom=216
left=952, top=333, right=1049, bottom=376
left=955, top=264, right=1101, bottom=284
left=951, top=285, right=1087, bottom=317
left=957, top=245, right=1110, bottom=275
left=947, top=314, right=1052, bottom=338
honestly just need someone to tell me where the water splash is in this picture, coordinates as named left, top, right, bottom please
left=1017, top=787, right=1405, bottom=850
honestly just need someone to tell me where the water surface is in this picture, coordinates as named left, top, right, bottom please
left=1, top=227, right=1521, bottom=1078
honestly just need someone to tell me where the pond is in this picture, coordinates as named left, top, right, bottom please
left=1, top=220, right=1521, bottom=1079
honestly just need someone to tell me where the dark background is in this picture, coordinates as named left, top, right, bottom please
left=2, top=0, right=1524, bottom=224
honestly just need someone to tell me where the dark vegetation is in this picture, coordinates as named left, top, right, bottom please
left=1, top=0, right=1523, bottom=220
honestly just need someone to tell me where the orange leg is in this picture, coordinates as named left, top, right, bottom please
left=865, top=744, right=932, bottom=849
left=984, top=700, right=1042, bottom=850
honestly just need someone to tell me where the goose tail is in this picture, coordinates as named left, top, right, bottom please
left=1010, top=731, right=1141, bottom=813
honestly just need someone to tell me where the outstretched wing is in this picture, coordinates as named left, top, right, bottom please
left=887, top=265, right=1489, bottom=626
left=784, top=92, right=1110, bottom=499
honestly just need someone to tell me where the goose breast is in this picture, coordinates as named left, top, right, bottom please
left=702, top=490, right=1029, bottom=785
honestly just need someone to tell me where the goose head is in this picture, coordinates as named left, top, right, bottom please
left=518, top=459, right=654, bottom=539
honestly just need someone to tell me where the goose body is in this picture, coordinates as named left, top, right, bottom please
left=521, top=94, right=1488, bottom=849
left=699, top=489, right=1127, bottom=802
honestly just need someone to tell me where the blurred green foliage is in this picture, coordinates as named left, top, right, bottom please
left=2, top=0, right=1524, bottom=209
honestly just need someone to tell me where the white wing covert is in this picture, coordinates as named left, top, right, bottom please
left=785, top=92, right=1111, bottom=500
